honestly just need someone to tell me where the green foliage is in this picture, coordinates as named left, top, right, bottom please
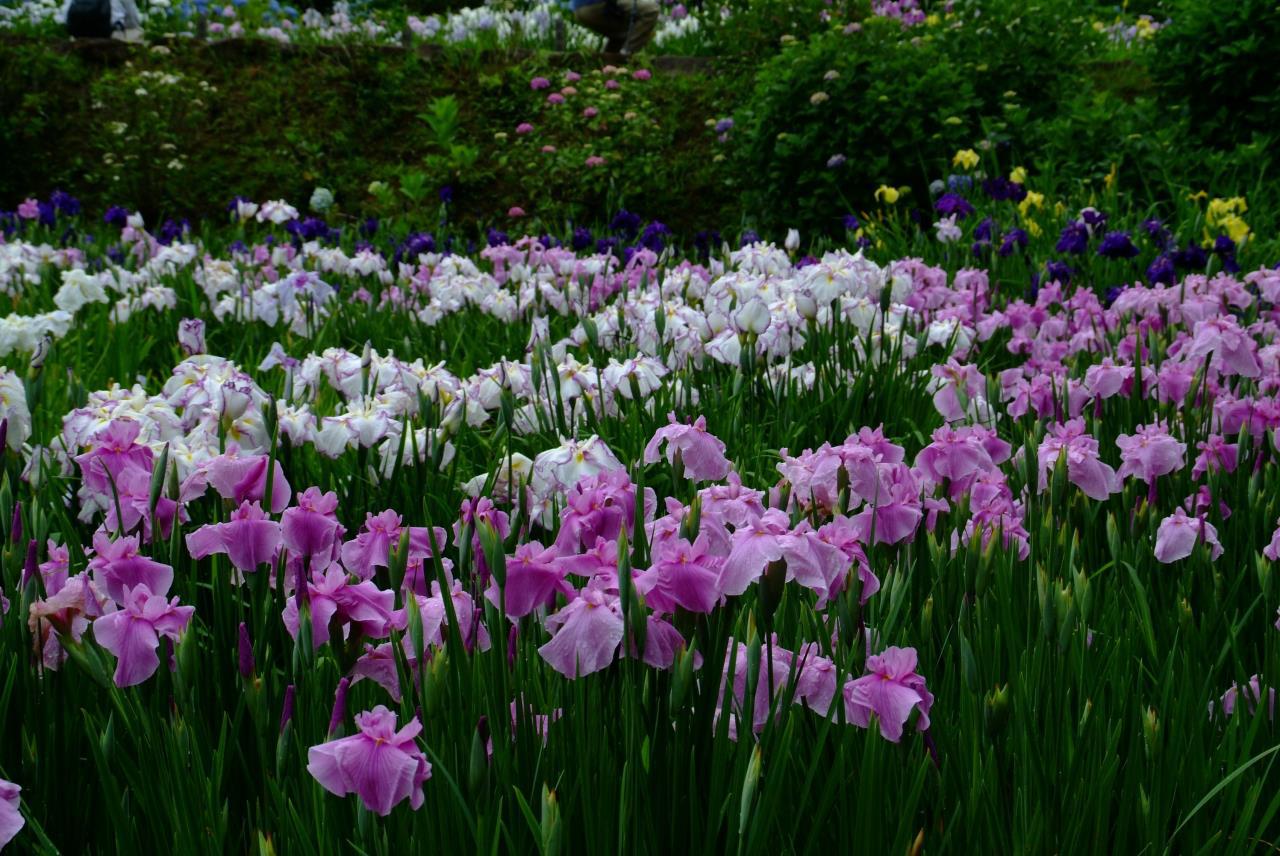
left=1, top=204, right=1279, bottom=851
left=487, top=61, right=734, bottom=230
left=939, top=0, right=1102, bottom=121
left=87, top=64, right=215, bottom=214
left=1150, top=0, right=1280, bottom=149
left=419, top=94, right=481, bottom=182
left=734, top=21, right=981, bottom=233
left=697, top=0, right=866, bottom=61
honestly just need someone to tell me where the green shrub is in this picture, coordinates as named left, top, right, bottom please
left=733, top=20, right=981, bottom=233
left=1150, top=0, right=1280, bottom=148
left=937, top=0, right=1102, bottom=122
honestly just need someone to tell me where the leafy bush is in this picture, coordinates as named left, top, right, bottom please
left=0, top=41, right=739, bottom=233
left=1150, top=0, right=1280, bottom=148
left=733, top=20, right=981, bottom=233
left=938, top=0, right=1102, bottom=122
left=87, top=64, right=215, bottom=214
left=486, top=61, right=735, bottom=232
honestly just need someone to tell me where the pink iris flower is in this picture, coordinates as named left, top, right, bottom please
left=1036, top=419, right=1120, bottom=500
left=849, top=463, right=923, bottom=546
left=92, top=584, right=195, bottom=687
left=307, top=706, right=431, bottom=815
left=0, top=778, right=22, bottom=850
left=1154, top=508, right=1223, bottom=563
left=553, top=470, right=637, bottom=554
left=635, top=535, right=723, bottom=614
left=204, top=454, right=292, bottom=513
left=487, top=541, right=572, bottom=618
left=1116, top=422, right=1186, bottom=484
left=27, top=573, right=111, bottom=670
left=88, top=532, right=174, bottom=603
left=281, top=487, right=342, bottom=559
left=1209, top=676, right=1276, bottom=720
left=74, top=420, right=153, bottom=497
left=1191, top=435, right=1238, bottom=480
left=843, top=646, right=934, bottom=742
left=915, top=425, right=1006, bottom=495
left=1263, top=518, right=1280, bottom=561
left=282, top=565, right=395, bottom=649
left=186, top=501, right=282, bottom=574
left=643, top=412, right=732, bottom=482
left=1186, top=316, right=1261, bottom=377
left=538, top=584, right=624, bottom=678
left=340, top=510, right=446, bottom=582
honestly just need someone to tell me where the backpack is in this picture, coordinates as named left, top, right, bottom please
left=66, top=0, right=113, bottom=38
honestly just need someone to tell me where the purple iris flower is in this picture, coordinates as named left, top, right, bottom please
left=1056, top=222, right=1089, bottom=254
left=1146, top=254, right=1176, bottom=285
left=1097, top=230, right=1140, bottom=260
left=998, top=228, right=1028, bottom=257
left=103, top=206, right=130, bottom=228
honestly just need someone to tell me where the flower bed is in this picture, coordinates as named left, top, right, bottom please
left=0, top=191, right=1278, bottom=851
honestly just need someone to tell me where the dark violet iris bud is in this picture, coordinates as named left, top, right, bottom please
left=1097, top=230, right=1140, bottom=260
left=486, top=228, right=509, bottom=247
left=439, top=185, right=454, bottom=204
left=934, top=192, right=975, bottom=220
left=739, top=229, right=760, bottom=248
left=20, top=539, right=38, bottom=590
left=571, top=226, right=594, bottom=251
left=9, top=502, right=21, bottom=545
left=294, top=562, right=310, bottom=606
left=328, top=677, right=350, bottom=736
left=238, top=621, right=255, bottom=679
left=842, top=213, right=860, bottom=231
left=280, top=684, right=296, bottom=734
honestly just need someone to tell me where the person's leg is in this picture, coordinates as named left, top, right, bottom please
left=620, top=0, right=659, bottom=55
left=574, top=2, right=628, bottom=53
